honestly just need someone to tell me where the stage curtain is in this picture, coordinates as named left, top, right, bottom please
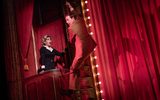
left=14, top=0, right=34, bottom=64
left=34, top=19, right=66, bottom=68
left=88, top=0, right=160, bottom=99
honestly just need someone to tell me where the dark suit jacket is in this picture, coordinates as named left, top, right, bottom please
left=39, top=46, right=64, bottom=70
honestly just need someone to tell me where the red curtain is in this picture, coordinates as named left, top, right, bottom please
left=88, top=0, right=160, bottom=99
left=34, top=19, right=65, bottom=52
left=34, top=19, right=66, bottom=68
left=14, top=0, right=34, bottom=65
left=14, top=0, right=66, bottom=78
left=14, top=0, right=35, bottom=78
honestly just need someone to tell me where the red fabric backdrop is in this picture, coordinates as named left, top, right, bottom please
left=23, top=19, right=66, bottom=78
left=88, top=0, right=160, bottom=100
left=14, top=0, right=34, bottom=78
left=34, top=19, right=66, bottom=68
left=15, top=0, right=34, bottom=62
left=14, top=0, right=160, bottom=99
left=14, top=0, right=66, bottom=78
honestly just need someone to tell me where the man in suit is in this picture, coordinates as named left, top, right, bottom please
left=62, top=1, right=97, bottom=96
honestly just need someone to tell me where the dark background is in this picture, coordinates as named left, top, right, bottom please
left=1, top=0, right=8, bottom=99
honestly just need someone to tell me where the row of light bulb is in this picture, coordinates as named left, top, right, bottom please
left=82, top=0, right=103, bottom=99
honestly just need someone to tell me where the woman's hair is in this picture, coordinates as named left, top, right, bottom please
left=42, top=35, right=51, bottom=45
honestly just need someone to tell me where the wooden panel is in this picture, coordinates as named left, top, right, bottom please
left=41, top=77, right=55, bottom=100
left=26, top=83, right=38, bottom=100
left=24, top=70, right=66, bottom=100
left=24, top=68, right=97, bottom=100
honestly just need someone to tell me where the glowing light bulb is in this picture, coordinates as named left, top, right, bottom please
left=97, top=73, right=100, bottom=75
left=98, top=81, right=101, bottom=84
left=90, top=32, right=93, bottom=35
left=87, top=16, right=90, bottom=19
left=96, top=64, right=99, bottom=68
left=94, top=56, right=97, bottom=59
left=89, top=24, right=92, bottom=26
left=100, top=90, right=103, bottom=93
left=86, top=9, right=89, bottom=11
left=85, top=1, right=88, bottom=4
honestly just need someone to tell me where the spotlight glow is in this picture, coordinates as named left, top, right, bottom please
left=100, top=90, right=103, bottom=93
left=98, top=81, right=101, bottom=84
left=89, top=24, right=92, bottom=26
left=90, top=32, right=93, bottom=35
left=85, top=1, right=88, bottom=4
left=86, top=9, right=89, bottom=11
left=94, top=56, right=97, bottom=59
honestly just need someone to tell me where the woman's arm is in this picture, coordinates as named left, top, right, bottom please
left=53, top=49, right=65, bottom=56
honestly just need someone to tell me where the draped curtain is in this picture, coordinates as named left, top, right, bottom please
left=14, top=0, right=34, bottom=65
left=14, top=0, right=66, bottom=77
left=34, top=19, right=66, bottom=67
left=88, top=0, right=160, bottom=99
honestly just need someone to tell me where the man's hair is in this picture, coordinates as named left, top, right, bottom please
left=42, top=35, right=51, bottom=45
left=65, top=10, right=78, bottom=20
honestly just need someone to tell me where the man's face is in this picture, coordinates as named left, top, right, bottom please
left=65, top=15, right=74, bottom=26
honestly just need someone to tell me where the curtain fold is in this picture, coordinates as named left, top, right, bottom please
left=88, top=0, right=160, bottom=99
left=34, top=19, right=66, bottom=69
left=34, top=19, right=65, bottom=54
left=14, top=0, right=34, bottom=62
